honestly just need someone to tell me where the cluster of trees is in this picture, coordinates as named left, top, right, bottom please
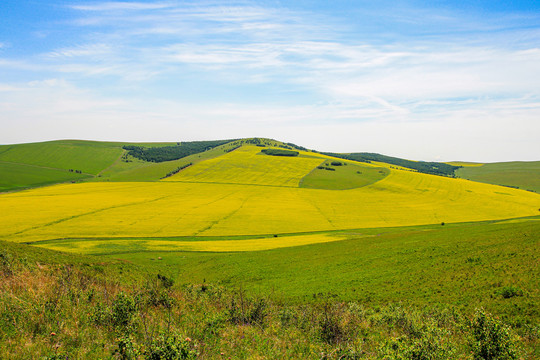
left=322, top=152, right=461, bottom=176
left=225, top=145, right=242, bottom=153
left=68, top=169, right=83, bottom=174
left=285, top=142, right=307, bottom=151
left=261, top=149, right=299, bottom=157
left=123, top=140, right=233, bottom=163
left=161, top=163, right=192, bottom=179
left=317, top=166, right=336, bottom=171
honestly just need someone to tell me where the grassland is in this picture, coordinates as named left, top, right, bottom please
left=2, top=236, right=533, bottom=359
left=105, top=219, right=540, bottom=324
left=0, top=140, right=124, bottom=175
left=0, top=161, right=90, bottom=192
left=456, top=161, right=540, bottom=193
left=300, top=162, right=389, bottom=190
left=0, top=139, right=238, bottom=191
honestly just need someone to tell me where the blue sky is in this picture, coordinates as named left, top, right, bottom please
left=1, top=1, right=539, bottom=161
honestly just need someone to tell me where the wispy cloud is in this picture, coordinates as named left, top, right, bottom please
left=70, top=2, right=175, bottom=12
left=1, top=1, right=539, bottom=160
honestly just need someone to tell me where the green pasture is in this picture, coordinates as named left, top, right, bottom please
left=98, top=142, right=241, bottom=182
left=300, top=161, right=389, bottom=190
left=68, top=218, right=539, bottom=327
left=0, top=161, right=90, bottom=192
left=0, top=140, right=124, bottom=175
left=456, top=161, right=540, bottom=193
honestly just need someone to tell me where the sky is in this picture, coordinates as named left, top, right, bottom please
left=1, top=1, right=539, bottom=162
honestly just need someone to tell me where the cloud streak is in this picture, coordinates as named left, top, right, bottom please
left=0, top=1, right=539, bottom=161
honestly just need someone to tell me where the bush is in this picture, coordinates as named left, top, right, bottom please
left=470, top=309, right=518, bottom=360
left=228, top=295, right=267, bottom=326
left=261, top=148, right=299, bottom=157
left=112, top=292, right=138, bottom=328
left=0, top=250, right=14, bottom=276
left=114, top=335, right=138, bottom=360
left=498, top=286, right=523, bottom=299
left=144, top=334, right=198, bottom=359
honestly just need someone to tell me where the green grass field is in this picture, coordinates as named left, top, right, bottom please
left=103, top=218, right=539, bottom=322
left=300, top=162, right=389, bottom=190
left=0, top=140, right=124, bottom=175
left=3, top=230, right=535, bottom=359
left=456, top=161, right=540, bottom=193
left=0, top=161, right=90, bottom=192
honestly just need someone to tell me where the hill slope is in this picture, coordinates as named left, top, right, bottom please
left=1, top=144, right=538, bottom=244
left=0, top=139, right=238, bottom=191
left=455, top=161, right=540, bottom=193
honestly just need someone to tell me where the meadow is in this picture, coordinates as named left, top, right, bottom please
left=1, top=219, right=537, bottom=359
left=0, top=161, right=90, bottom=192
left=456, top=161, right=540, bottom=193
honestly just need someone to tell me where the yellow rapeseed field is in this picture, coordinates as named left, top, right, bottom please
left=33, top=233, right=359, bottom=254
left=162, top=145, right=324, bottom=187
left=1, top=146, right=539, bottom=251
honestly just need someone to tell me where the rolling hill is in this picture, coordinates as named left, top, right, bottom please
left=455, top=161, right=540, bottom=193
left=1, top=137, right=539, bottom=358
left=0, top=143, right=539, bottom=248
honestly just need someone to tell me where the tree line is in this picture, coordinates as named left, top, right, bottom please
left=321, top=152, right=461, bottom=176
left=123, top=140, right=234, bottom=163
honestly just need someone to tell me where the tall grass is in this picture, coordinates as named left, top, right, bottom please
left=0, top=245, right=535, bottom=359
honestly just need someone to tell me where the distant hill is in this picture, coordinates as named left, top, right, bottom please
left=455, top=161, right=540, bottom=193
left=0, top=139, right=232, bottom=191
left=1, top=137, right=538, bottom=193
left=320, top=151, right=461, bottom=177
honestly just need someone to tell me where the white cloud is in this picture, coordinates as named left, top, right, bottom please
left=70, top=2, right=174, bottom=12
left=1, top=1, right=539, bottom=161
left=1, top=79, right=538, bottom=162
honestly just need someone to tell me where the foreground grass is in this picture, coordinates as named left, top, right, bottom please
left=1, top=240, right=535, bottom=359
left=107, top=219, right=540, bottom=333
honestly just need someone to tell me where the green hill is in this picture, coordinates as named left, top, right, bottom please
left=0, top=162, right=90, bottom=192
left=0, top=140, right=125, bottom=174
left=0, top=139, right=241, bottom=191
left=455, top=161, right=540, bottom=193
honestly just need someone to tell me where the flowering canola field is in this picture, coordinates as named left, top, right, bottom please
left=162, top=145, right=324, bottom=187
left=1, top=145, right=539, bottom=253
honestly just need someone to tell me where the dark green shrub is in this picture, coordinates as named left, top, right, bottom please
left=114, top=335, right=138, bottom=360
left=144, top=333, right=197, bottom=359
left=228, top=295, right=267, bottom=326
left=319, top=305, right=346, bottom=344
left=157, top=274, right=174, bottom=289
left=112, top=292, right=137, bottom=328
left=261, top=148, right=299, bottom=156
left=470, top=309, right=518, bottom=360
left=498, top=286, right=523, bottom=299
left=0, top=250, right=14, bottom=276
